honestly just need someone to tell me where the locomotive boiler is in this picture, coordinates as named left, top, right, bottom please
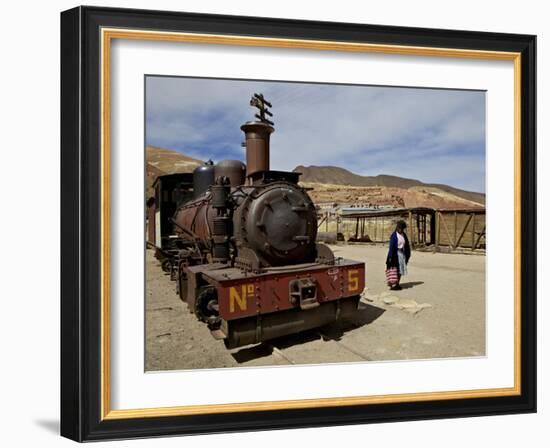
left=163, top=94, right=365, bottom=348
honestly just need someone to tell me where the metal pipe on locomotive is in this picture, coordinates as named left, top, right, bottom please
left=155, top=94, right=366, bottom=348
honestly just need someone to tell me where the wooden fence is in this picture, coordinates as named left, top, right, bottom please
left=320, top=207, right=485, bottom=252
left=434, top=210, right=486, bottom=251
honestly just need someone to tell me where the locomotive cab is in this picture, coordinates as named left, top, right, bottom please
left=147, top=173, right=194, bottom=272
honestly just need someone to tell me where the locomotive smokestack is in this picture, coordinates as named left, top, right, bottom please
left=241, top=93, right=274, bottom=177
left=241, top=121, right=274, bottom=176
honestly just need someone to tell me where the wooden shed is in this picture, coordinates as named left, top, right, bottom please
left=324, top=206, right=485, bottom=252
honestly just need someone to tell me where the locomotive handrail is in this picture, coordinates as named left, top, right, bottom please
left=263, top=262, right=324, bottom=271
left=169, top=217, right=205, bottom=247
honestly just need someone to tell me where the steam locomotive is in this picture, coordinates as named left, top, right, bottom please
left=149, top=94, right=365, bottom=348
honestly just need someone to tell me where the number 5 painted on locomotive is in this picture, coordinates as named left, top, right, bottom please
left=348, top=269, right=360, bottom=292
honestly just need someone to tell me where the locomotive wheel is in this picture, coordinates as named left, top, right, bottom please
left=195, top=286, right=220, bottom=328
left=161, top=259, right=172, bottom=273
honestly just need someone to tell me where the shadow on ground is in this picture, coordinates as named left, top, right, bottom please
left=398, top=281, right=424, bottom=289
left=320, top=301, right=386, bottom=341
left=33, top=419, right=59, bottom=435
left=230, top=302, right=385, bottom=363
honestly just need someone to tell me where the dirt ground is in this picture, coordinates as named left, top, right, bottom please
left=145, top=244, right=485, bottom=371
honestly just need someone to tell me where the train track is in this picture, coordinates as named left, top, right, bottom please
left=270, top=345, right=296, bottom=364
left=265, top=328, right=373, bottom=365
left=316, top=331, right=374, bottom=362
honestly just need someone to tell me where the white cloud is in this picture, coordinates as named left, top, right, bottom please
left=146, top=76, right=486, bottom=192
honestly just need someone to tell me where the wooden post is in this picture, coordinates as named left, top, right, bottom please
left=317, top=214, right=326, bottom=229
left=408, top=211, right=413, bottom=247
left=429, top=212, right=436, bottom=247
left=367, top=218, right=370, bottom=240
left=453, top=211, right=458, bottom=248
left=147, top=202, right=156, bottom=244
left=374, top=217, right=378, bottom=242
left=354, top=217, right=359, bottom=240
left=473, top=225, right=486, bottom=250
left=416, top=213, right=420, bottom=244
left=424, top=215, right=427, bottom=243
left=471, top=213, right=476, bottom=250
left=435, top=211, right=441, bottom=252
left=423, top=214, right=427, bottom=243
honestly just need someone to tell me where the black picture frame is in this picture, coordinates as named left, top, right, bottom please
left=61, top=5, right=536, bottom=442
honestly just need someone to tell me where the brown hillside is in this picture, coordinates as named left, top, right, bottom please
left=144, top=148, right=483, bottom=210
left=145, top=163, right=165, bottom=199
left=146, top=146, right=202, bottom=173
left=301, top=182, right=483, bottom=210
left=145, top=146, right=203, bottom=198
left=295, top=165, right=485, bottom=206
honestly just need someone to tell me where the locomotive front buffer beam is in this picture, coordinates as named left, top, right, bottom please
left=183, top=259, right=365, bottom=348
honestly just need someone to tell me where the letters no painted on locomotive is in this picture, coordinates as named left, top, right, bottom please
left=149, top=94, right=366, bottom=348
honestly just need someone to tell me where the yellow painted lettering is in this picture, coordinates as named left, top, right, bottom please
left=229, top=285, right=248, bottom=313
left=348, top=270, right=359, bottom=292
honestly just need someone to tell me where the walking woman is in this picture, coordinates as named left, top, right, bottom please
left=386, top=220, right=411, bottom=290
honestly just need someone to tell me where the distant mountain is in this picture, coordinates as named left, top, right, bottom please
left=146, top=146, right=203, bottom=173
left=294, top=165, right=485, bottom=206
left=144, top=148, right=485, bottom=210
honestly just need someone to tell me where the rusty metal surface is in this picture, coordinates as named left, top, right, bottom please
left=199, top=259, right=365, bottom=320
left=215, top=159, right=246, bottom=187
left=152, top=94, right=371, bottom=349
left=175, top=181, right=320, bottom=269
left=173, top=196, right=216, bottom=241
left=192, top=160, right=215, bottom=198
left=241, top=121, right=274, bottom=176
left=222, top=296, right=359, bottom=348
left=233, top=181, right=318, bottom=266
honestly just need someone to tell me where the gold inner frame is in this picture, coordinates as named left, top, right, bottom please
left=100, top=28, right=522, bottom=420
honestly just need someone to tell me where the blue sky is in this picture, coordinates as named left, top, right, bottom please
left=145, top=76, right=486, bottom=193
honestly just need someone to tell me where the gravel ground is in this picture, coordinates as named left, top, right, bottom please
left=145, top=244, right=485, bottom=371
